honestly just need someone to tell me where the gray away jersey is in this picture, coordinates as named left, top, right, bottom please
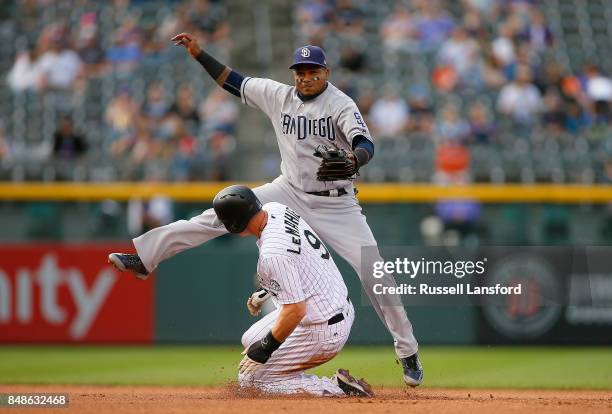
left=240, top=77, right=373, bottom=193
left=255, top=202, right=349, bottom=325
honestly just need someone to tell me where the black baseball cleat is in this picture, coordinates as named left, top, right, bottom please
left=401, top=352, right=424, bottom=387
left=108, top=253, right=149, bottom=280
left=333, top=368, right=375, bottom=397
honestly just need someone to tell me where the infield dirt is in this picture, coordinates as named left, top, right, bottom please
left=1, top=385, right=610, bottom=414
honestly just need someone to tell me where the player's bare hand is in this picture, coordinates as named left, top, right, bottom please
left=247, top=297, right=261, bottom=316
left=171, top=33, right=201, bottom=58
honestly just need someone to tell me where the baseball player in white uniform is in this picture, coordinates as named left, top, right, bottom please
left=216, top=184, right=372, bottom=396
left=108, top=32, right=423, bottom=385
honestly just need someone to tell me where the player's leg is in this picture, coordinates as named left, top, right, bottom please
left=130, top=178, right=294, bottom=272
left=239, top=305, right=359, bottom=396
left=304, top=199, right=422, bottom=379
left=240, top=322, right=345, bottom=396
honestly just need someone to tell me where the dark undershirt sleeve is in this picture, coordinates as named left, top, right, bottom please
left=352, top=135, right=374, bottom=167
left=223, top=70, right=244, bottom=98
left=194, top=50, right=244, bottom=98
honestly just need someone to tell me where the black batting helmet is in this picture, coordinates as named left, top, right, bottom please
left=213, top=185, right=262, bottom=234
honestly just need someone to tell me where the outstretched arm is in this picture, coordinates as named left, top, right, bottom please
left=172, top=32, right=243, bottom=97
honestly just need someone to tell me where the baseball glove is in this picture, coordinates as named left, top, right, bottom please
left=313, top=145, right=358, bottom=181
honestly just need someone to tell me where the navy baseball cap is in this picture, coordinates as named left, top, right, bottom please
left=289, top=45, right=327, bottom=69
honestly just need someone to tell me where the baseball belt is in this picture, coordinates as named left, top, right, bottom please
left=327, top=296, right=351, bottom=325
left=307, top=188, right=358, bottom=197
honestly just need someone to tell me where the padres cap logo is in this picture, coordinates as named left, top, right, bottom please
left=301, top=47, right=310, bottom=58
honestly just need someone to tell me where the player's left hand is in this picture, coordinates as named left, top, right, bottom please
left=238, top=353, right=263, bottom=376
left=241, top=331, right=282, bottom=370
left=314, top=145, right=359, bottom=181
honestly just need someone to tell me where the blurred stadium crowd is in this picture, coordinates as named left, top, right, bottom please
left=1, top=0, right=236, bottom=181
left=1, top=0, right=612, bottom=183
left=295, top=0, right=612, bottom=184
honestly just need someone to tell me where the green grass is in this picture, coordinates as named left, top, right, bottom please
left=0, top=346, right=610, bottom=389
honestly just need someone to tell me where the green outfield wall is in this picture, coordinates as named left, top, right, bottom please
left=1, top=199, right=611, bottom=345
left=153, top=239, right=476, bottom=344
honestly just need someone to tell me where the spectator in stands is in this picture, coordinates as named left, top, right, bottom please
left=200, top=88, right=239, bottom=135
left=334, top=78, right=359, bottom=101
left=536, top=61, right=566, bottom=98
left=156, top=111, right=181, bottom=142
left=481, top=50, right=507, bottom=89
left=368, top=86, right=410, bottom=137
left=468, top=102, right=496, bottom=144
left=160, top=1, right=230, bottom=61
left=295, top=0, right=334, bottom=40
left=332, top=0, right=365, bottom=37
left=185, top=0, right=225, bottom=40
left=339, top=43, right=366, bottom=72
left=34, top=34, right=83, bottom=91
left=497, top=65, right=543, bottom=130
left=169, top=84, right=200, bottom=134
left=581, top=64, right=612, bottom=124
left=7, top=48, right=38, bottom=92
left=207, top=130, right=236, bottom=180
left=522, top=10, right=554, bottom=52
left=491, top=22, right=516, bottom=67
left=434, top=138, right=470, bottom=184
left=157, top=7, right=189, bottom=49
left=168, top=117, right=198, bottom=181
left=541, top=90, right=567, bottom=133
left=112, top=0, right=131, bottom=14
left=462, top=0, right=501, bottom=18
left=142, top=82, right=170, bottom=124
left=76, top=12, right=106, bottom=77
left=380, top=4, right=418, bottom=55
left=123, top=118, right=159, bottom=166
left=106, top=17, right=142, bottom=73
left=435, top=103, right=470, bottom=143
left=415, top=0, right=455, bottom=51
left=461, top=6, right=487, bottom=38
left=437, top=26, right=481, bottom=87
left=407, top=86, right=435, bottom=133
left=78, top=36, right=106, bottom=77
left=52, top=117, right=87, bottom=159
left=105, top=87, right=139, bottom=141
left=503, top=40, right=539, bottom=82
left=565, top=99, right=591, bottom=134
left=356, top=85, right=376, bottom=117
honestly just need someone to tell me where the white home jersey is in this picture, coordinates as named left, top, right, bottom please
left=256, top=202, right=348, bottom=325
left=240, top=78, right=373, bottom=193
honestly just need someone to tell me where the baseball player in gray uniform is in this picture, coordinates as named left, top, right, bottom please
left=108, top=32, right=423, bottom=386
left=211, top=184, right=373, bottom=396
